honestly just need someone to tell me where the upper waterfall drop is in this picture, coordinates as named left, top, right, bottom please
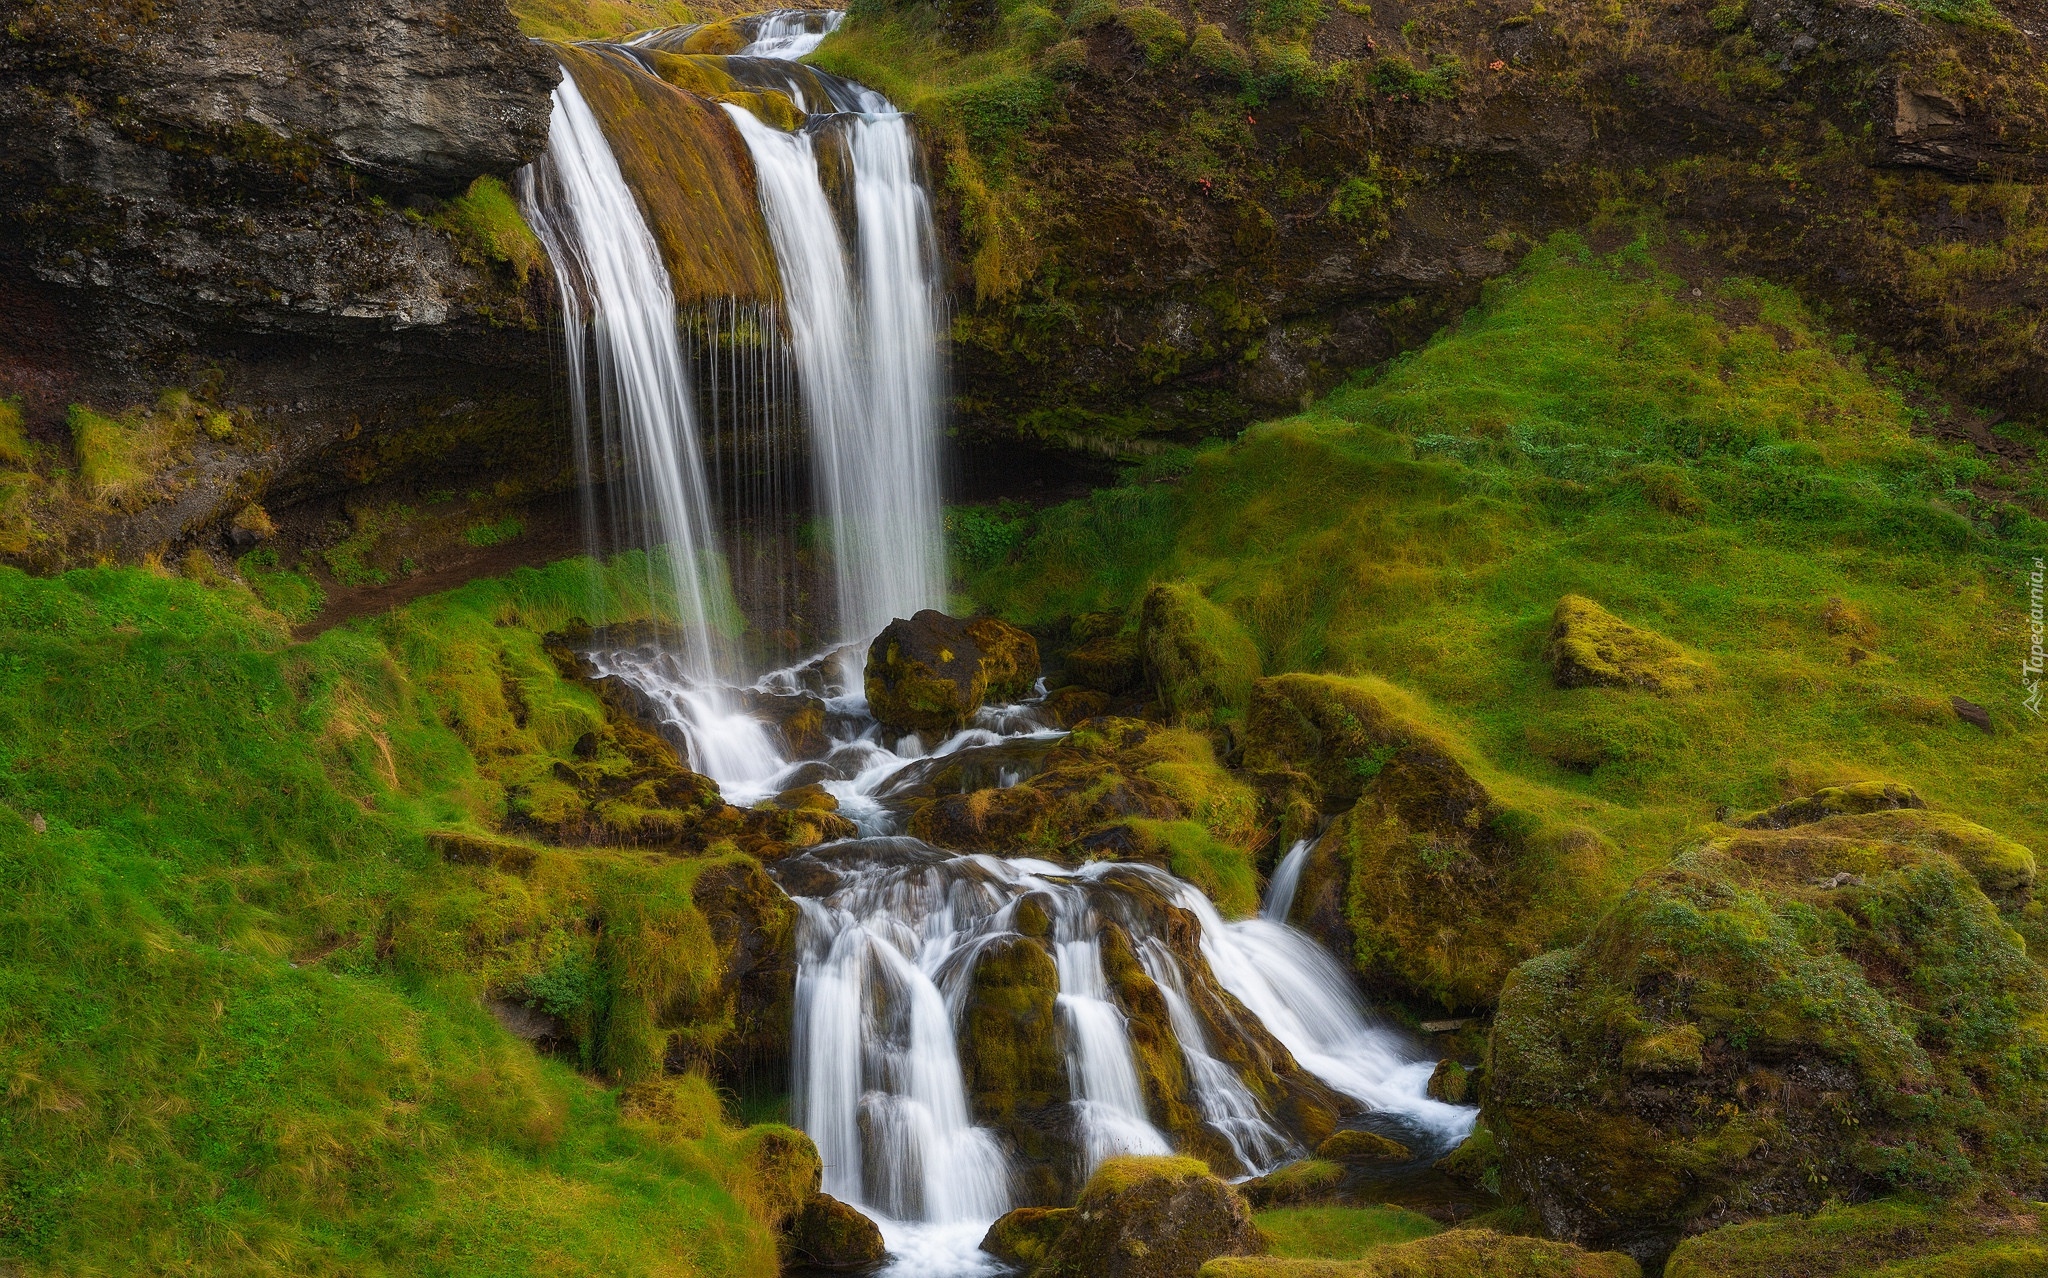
left=518, top=69, right=732, bottom=682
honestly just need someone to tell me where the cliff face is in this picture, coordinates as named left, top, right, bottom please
left=0, top=0, right=564, bottom=566
left=841, top=0, right=2048, bottom=451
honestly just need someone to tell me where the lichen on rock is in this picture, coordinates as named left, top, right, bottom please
left=1543, top=595, right=1709, bottom=695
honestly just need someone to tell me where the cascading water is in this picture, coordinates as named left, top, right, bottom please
left=518, top=13, right=1474, bottom=1274
left=519, top=72, right=730, bottom=678
left=724, top=89, right=946, bottom=672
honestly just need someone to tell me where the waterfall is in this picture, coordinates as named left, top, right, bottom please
left=724, top=95, right=946, bottom=673
left=1262, top=837, right=1313, bottom=923
left=519, top=70, right=731, bottom=679
left=740, top=7, right=847, bottom=57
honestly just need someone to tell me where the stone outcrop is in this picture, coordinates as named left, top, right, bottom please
left=1012, top=1155, right=1263, bottom=1278
left=1483, top=805, right=2048, bottom=1263
left=864, top=609, right=1042, bottom=734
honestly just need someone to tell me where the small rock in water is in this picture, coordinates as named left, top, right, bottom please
left=864, top=609, right=1040, bottom=734
left=1425, top=1059, right=1473, bottom=1105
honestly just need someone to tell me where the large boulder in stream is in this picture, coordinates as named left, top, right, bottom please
left=864, top=610, right=1041, bottom=735
left=1005, top=1155, right=1262, bottom=1278
left=783, top=1193, right=886, bottom=1270
left=958, top=933, right=1077, bottom=1203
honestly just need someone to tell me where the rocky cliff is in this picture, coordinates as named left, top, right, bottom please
left=0, top=0, right=562, bottom=566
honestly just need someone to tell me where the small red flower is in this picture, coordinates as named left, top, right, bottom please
left=1489, top=58, right=1506, bottom=71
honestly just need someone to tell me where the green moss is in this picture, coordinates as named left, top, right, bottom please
left=1665, top=1197, right=2048, bottom=1278
left=0, top=398, right=30, bottom=468
left=1544, top=595, right=1711, bottom=694
left=1117, top=4, right=1187, bottom=64
left=433, top=176, right=547, bottom=283
left=1254, top=1205, right=1440, bottom=1258
left=1142, top=580, right=1263, bottom=729
left=67, top=404, right=146, bottom=498
left=1201, top=1228, right=1642, bottom=1275
left=1246, top=1157, right=1346, bottom=1205
left=466, top=515, right=527, bottom=547
left=1080, top=1153, right=1215, bottom=1205
left=1143, top=818, right=1260, bottom=918
left=0, top=557, right=797, bottom=1275
left=237, top=547, right=325, bottom=625
left=506, top=0, right=694, bottom=41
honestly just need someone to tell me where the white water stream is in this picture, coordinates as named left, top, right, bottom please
left=521, top=18, right=1471, bottom=1275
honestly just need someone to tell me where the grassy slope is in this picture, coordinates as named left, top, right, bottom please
left=0, top=560, right=783, bottom=1276
left=962, top=233, right=2048, bottom=886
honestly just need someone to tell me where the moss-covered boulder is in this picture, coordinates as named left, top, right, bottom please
left=1141, top=582, right=1262, bottom=730
left=1323, top=737, right=1611, bottom=1010
left=1243, top=674, right=1418, bottom=815
left=784, top=1193, right=886, bottom=1270
left=1100, top=922, right=1230, bottom=1170
left=958, top=934, right=1075, bottom=1202
left=1240, top=1158, right=1346, bottom=1207
left=1543, top=595, right=1709, bottom=695
left=688, top=857, right=797, bottom=1086
left=864, top=609, right=1041, bottom=734
left=982, top=1205, right=1077, bottom=1269
left=1732, top=780, right=1923, bottom=830
left=1198, top=1228, right=1642, bottom=1276
left=1662, top=1195, right=2048, bottom=1278
left=1067, top=631, right=1144, bottom=695
left=734, top=804, right=858, bottom=862
left=731, top=1123, right=822, bottom=1233
left=1316, top=1130, right=1411, bottom=1165
left=1038, top=1155, right=1260, bottom=1278
left=1484, top=813, right=2048, bottom=1262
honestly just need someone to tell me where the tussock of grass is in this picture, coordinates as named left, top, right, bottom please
left=0, top=557, right=789, bottom=1275
left=433, top=176, right=547, bottom=283
left=961, top=231, right=2047, bottom=908
left=0, top=397, right=29, bottom=468
left=1255, top=1204, right=1442, bottom=1258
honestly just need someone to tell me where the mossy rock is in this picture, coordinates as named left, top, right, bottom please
left=783, top=1193, right=886, bottom=1270
left=735, top=805, right=858, bottom=862
left=1102, top=922, right=1237, bottom=1172
left=732, top=1123, right=822, bottom=1232
left=1543, top=595, right=1709, bottom=695
left=959, top=934, right=1075, bottom=1202
left=864, top=609, right=1042, bottom=734
left=1732, top=780, right=1924, bottom=830
left=1432, top=1121, right=1499, bottom=1190
left=982, top=1205, right=1076, bottom=1268
left=1663, top=1195, right=2048, bottom=1278
left=1199, top=1228, right=1642, bottom=1276
left=1141, top=582, right=1262, bottom=730
left=1243, top=674, right=1420, bottom=814
left=1425, top=1060, right=1473, bottom=1105
left=1241, top=1158, right=1346, bottom=1207
left=1040, top=1155, right=1261, bottom=1278
left=689, top=858, right=798, bottom=1085
left=1066, top=630, right=1144, bottom=694
left=1317, top=1130, right=1411, bottom=1165
left=1484, top=814, right=2048, bottom=1262
left=1328, top=740, right=1611, bottom=1010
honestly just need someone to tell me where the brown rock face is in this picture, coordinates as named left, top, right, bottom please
left=783, top=1193, right=886, bottom=1270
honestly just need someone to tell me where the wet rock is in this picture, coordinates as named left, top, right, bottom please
left=982, top=1205, right=1076, bottom=1269
left=769, top=783, right=840, bottom=813
left=736, top=805, right=859, bottom=862
left=1424, top=1060, right=1473, bottom=1106
left=1140, top=583, right=1262, bottom=730
left=1040, top=685, right=1113, bottom=728
left=1200, top=1228, right=1641, bottom=1276
left=1101, top=923, right=1234, bottom=1173
left=747, top=691, right=832, bottom=759
left=784, top=1193, right=886, bottom=1270
left=865, top=609, right=1041, bottom=734
left=1484, top=813, right=2048, bottom=1263
left=1038, top=1155, right=1260, bottom=1278
left=958, top=935, right=1075, bottom=1203
left=1432, top=1121, right=1499, bottom=1190
left=1244, top=674, right=1418, bottom=814
left=1544, top=596, right=1709, bottom=695
left=1316, top=1129, right=1411, bottom=1165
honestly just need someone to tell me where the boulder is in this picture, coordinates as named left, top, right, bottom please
left=1243, top=674, right=1419, bottom=814
left=747, top=690, right=832, bottom=759
left=1067, top=631, right=1145, bottom=695
left=1140, top=583, right=1262, bottom=729
left=958, top=935, right=1075, bottom=1203
left=1198, top=1229, right=1641, bottom=1276
left=732, top=1124, right=822, bottom=1232
left=1239, top=1158, right=1345, bottom=1207
left=1543, top=596, right=1709, bottom=694
left=1316, top=1129, right=1411, bottom=1164
left=1423, top=1060, right=1472, bottom=1105
left=865, top=610, right=1042, bottom=734
left=982, top=1206, right=1076, bottom=1268
left=1484, top=813, right=2048, bottom=1262
left=784, top=1193, right=886, bottom=1270
left=1037, top=1155, right=1260, bottom=1278
left=689, top=858, right=798, bottom=1086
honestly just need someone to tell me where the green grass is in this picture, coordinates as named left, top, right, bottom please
left=0, top=557, right=788, bottom=1275
left=432, top=177, right=547, bottom=284
left=1255, top=1205, right=1442, bottom=1258
left=0, top=398, right=29, bottom=469
left=961, top=231, right=2048, bottom=881
left=66, top=405, right=147, bottom=498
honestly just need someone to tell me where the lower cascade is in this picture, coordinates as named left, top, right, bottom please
left=598, top=644, right=1477, bottom=1275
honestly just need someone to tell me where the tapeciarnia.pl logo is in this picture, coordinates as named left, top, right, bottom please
left=2026, top=556, right=2045, bottom=719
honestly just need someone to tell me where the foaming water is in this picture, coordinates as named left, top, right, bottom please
left=1261, top=836, right=1314, bottom=923
left=740, top=7, right=846, bottom=58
